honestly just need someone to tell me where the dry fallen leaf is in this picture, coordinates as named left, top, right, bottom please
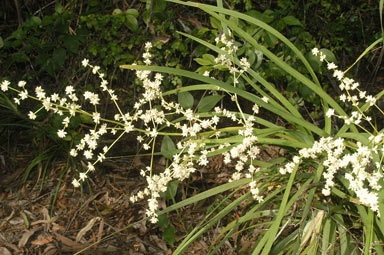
left=0, top=247, right=11, bottom=255
left=31, top=234, right=53, bottom=246
left=53, top=231, right=84, bottom=249
left=18, top=226, right=40, bottom=248
left=76, top=216, right=100, bottom=243
left=42, top=244, right=57, bottom=255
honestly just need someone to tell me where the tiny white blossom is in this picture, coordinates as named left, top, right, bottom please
left=92, top=66, right=100, bottom=74
left=1, top=80, right=10, bottom=91
left=84, top=150, right=93, bottom=159
left=57, top=129, right=67, bottom=138
left=326, top=108, right=335, bottom=118
left=145, top=42, right=152, bottom=49
left=28, top=111, right=36, bottom=120
left=18, top=81, right=26, bottom=87
left=79, top=172, right=87, bottom=181
left=82, top=58, right=89, bottom=67
left=70, top=149, right=78, bottom=157
left=252, top=104, right=259, bottom=114
left=72, top=179, right=80, bottom=187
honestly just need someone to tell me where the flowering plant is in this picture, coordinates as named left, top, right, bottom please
left=2, top=0, right=384, bottom=254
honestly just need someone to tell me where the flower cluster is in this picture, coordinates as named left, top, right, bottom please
left=313, top=47, right=380, bottom=127
left=278, top=49, right=384, bottom=214
left=280, top=136, right=383, bottom=213
left=127, top=39, right=264, bottom=222
left=1, top=34, right=264, bottom=224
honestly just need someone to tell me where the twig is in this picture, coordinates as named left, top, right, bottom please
left=13, top=0, right=22, bottom=27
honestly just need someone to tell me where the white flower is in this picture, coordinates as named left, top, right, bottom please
left=322, top=188, right=331, bottom=196
left=84, top=150, right=93, bottom=159
left=327, top=62, right=337, bottom=70
left=35, top=86, right=46, bottom=99
left=252, top=104, right=259, bottom=114
left=84, top=91, right=100, bottom=105
left=19, top=90, right=28, bottom=100
left=319, top=52, right=326, bottom=62
left=1, top=80, right=10, bottom=91
left=145, top=42, right=152, bottom=49
left=87, top=162, right=95, bottom=171
left=312, top=48, right=319, bottom=56
left=240, top=57, right=250, bottom=70
left=261, top=96, right=269, bottom=103
left=70, top=149, right=78, bottom=157
left=28, top=111, right=37, bottom=120
left=72, top=179, right=80, bottom=187
left=326, top=108, right=335, bottom=118
left=366, top=95, right=376, bottom=106
left=333, top=70, right=344, bottom=80
left=150, top=217, right=158, bottom=224
left=65, top=86, right=74, bottom=95
left=57, top=129, right=67, bottom=138
left=92, top=66, right=100, bottom=74
left=82, top=58, right=89, bottom=67
left=79, top=172, right=87, bottom=181
left=18, top=81, right=26, bottom=87
left=92, top=112, right=100, bottom=124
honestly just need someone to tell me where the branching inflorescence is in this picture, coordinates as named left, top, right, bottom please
left=279, top=48, right=384, bottom=214
left=1, top=33, right=265, bottom=224
left=1, top=32, right=383, bottom=223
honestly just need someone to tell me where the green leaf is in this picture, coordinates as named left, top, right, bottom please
left=112, top=8, right=123, bottom=15
left=52, top=48, right=67, bottom=68
left=79, top=114, right=94, bottom=124
left=157, top=214, right=169, bottom=228
left=11, top=52, right=29, bottom=63
left=194, top=58, right=211, bottom=65
left=0, top=37, right=4, bottom=49
left=178, top=91, right=194, bottom=109
left=254, top=50, right=263, bottom=69
left=319, top=48, right=337, bottom=63
left=152, top=0, right=167, bottom=13
left=63, top=35, right=79, bottom=54
left=126, top=9, right=139, bottom=18
left=209, top=16, right=221, bottom=29
left=160, top=180, right=179, bottom=200
left=197, top=95, right=224, bottom=113
left=306, top=51, right=322, bottom=72
left=264, top=32, right=278, bottom=48
left=31, top=16, right=42, bottom=25
left=245, top=10, right=264, bottom=22
left=246, top=48, right=256, bottom=65
left=161, top=135, right=176, bottom=159
left=282, top=15, right=303, bottom=26
left=163, top=226, right=175, bottom=246
left=262, top=9, right=275, bottom=23
left=55, top=3, right=64, bottom=14
left=202, top=54, right=216, bottom=64
left=124, top=15, right=138, bottom=32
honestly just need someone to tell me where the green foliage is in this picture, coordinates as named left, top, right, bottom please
left=161, top=135, right=177, bottom=160
left=122, top=1, right=384, bottom=253
left=197, top=95, right=224, bottom=113
left=178, top=91, right=194, bottom=109
left=2, top=5, right=85, bottom=77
